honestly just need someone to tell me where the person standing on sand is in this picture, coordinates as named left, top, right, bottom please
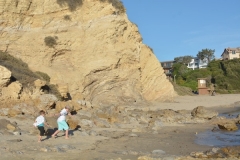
left=34, top=110, right=50, bottom=142
left=209, top=83, right=215, bottom=96
left=52, top=106, right=72, bottom=139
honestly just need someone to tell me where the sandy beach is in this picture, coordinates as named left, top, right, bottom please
left=153, top=94, right=240, bottom=111
left=1, top=94, right=240, bottom=160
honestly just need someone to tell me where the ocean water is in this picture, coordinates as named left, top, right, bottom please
left=195, top=108, right=240, bottom=147
left=195, top=128, right=240, bottom=147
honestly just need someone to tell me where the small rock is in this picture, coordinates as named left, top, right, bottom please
left=13, top=131, right=21, bottom=135
left=129, top=133, right=138, bottom=137
left=152, top=149, right=165, bottom=155
left=40, top=147, right=51, bottom=152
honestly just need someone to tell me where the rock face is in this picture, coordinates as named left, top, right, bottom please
left=0, top=66, right=11, bottom=87
left=0, top=66, right=23, bottom=100
left=0, top=0, right=176, bottom=107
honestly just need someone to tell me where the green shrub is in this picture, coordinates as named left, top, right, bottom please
left=0, top=51, right=39, bottom=86
left=0, top=51, right=63, bottom=100
left=64, top=15, right=71, bottom=21
left=57, top=0, right=125, bottom=13
left=34, top=71, right=50, bottom=82
left=57, top=0, right=83, bottom=11
left=173, top=59, right=240, bottom=93
left=100, top=0, right=125, bottom=14
left=44, top=36, right=57, bottom=48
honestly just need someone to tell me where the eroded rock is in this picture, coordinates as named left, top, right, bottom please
left=191, top=106, right=218, bottom=119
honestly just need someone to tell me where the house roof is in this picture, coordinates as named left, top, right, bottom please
left=160, top=60, right=174, bottom=63
left=221, top=47, right=240, bottom=56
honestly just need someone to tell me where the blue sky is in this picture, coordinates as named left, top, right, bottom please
left=121, top=0, right=240, bottom=62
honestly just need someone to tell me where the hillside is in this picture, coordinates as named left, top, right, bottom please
left=173, top=59, right=240, bottom=94
left=209, top=59, right=240, bottom=93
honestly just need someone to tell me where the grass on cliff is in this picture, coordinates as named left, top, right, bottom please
left=44, top=36, right=57, bottom=48
left=171, top=82, right=195, bottom=96
left=0, top=51, right=62, bottom=99
left=57, top=0, right=125, bottom=14
left=0, top=51, right=39, bottom=87
left=100, top=0, right=125, bottom=14
left=57, top=0, right=83, bottom=11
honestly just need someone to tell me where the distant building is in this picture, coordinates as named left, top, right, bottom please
left=187, top=57, right=208, bottom=70
left=161, top=60, right=174, bottom=76
left=221, top=47, right=240, bottom=60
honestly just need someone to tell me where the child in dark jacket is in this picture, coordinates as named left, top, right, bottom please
left=34, top=110, right=50, bottom=142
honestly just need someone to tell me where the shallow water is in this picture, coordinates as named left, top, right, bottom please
left=195, top=128, right=240, bottom=147
left=195, top=107, right=240, bottom=147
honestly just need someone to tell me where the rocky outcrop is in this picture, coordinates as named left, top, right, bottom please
left=0, top=0, right=176, bottom=107
left=191, top=106, right=218, bottom=119
left=0, top=66, right=23, bottom=100
left=217, top=120, right=238, bottom=131
left=0, top=65, right=11, bottom=87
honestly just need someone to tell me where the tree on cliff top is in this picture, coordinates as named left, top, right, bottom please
left=174, top=56, right=193, bottom=64
left=197, top=48, right=215, bottom=63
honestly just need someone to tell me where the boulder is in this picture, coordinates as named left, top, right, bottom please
left=0, top=119, right=19, bottom=132
left=37, top=94, right=58, bottom=110
left=191, top=106, right=218, bottom=119
left=218, top=120, right=238, bottom=131
left=7, top=108, right=22, bottom=117
left=57, top=83, right=69, bottom=99
left=55, top=101, right=73, bottom=112
left=0, top=65, right=11, bottom=88
left=6, top=123, right=16, bottom=131
left=67, top=118, right=79, bottom=130
left=1, top=81, right=22, bottom=100
left=34, top=79, right=47, bottom=91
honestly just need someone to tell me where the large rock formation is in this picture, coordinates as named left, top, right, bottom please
left=0, top=0, right=176, bottom=107
left=0, top=66, right=23, bottom=100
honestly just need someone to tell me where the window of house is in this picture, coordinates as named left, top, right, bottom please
left=232, top=50, right=236, bottom=54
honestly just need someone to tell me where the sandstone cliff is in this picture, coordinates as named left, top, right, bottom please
left=0, top=0, right=176, bottom=107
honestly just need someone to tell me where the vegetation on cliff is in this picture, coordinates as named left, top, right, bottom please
left=173, top=59, right=240, bottom=93
left=0, top=51, right=39, bottom=86
left=0, top=51, right=61, bottom=99
left=57, top=0, right=125, bottom=13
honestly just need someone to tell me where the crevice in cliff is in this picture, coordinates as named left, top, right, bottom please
left=115, top=58, right=121, bottom=68
left=91, top=66, right=112, bottom=74
left=83, top=79, right=98, bottom=93
left=42, top=18, right=55, bottom=29
left=26, top=1, right=32, bottom=11
left=82, top=66, right=112, bottom=93
left=15, top=0, right=19, bottom=8
left=50, top=49, right=70, bottom=63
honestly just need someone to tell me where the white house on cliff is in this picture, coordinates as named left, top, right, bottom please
left=187, top=57, right=208, bottom=70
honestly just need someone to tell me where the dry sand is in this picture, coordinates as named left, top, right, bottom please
left=152, top=94, right=240, bottom=111
left=1, top=94, right=240, bottom=160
